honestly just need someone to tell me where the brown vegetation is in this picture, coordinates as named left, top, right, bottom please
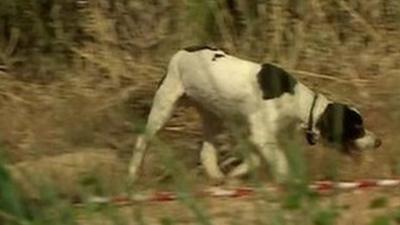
left=0, top=1, right=400, bottom=224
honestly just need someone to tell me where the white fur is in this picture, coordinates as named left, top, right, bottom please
left=128, top=49, right=377, bottom=183
left=354, top=130, right=378, bottom=149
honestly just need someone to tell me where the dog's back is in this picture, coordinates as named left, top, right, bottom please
left=171, top=49, right=264, bottom=117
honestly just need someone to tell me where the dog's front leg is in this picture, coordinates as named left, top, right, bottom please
left=248, top=114, right=289, bottom=183
left=254, top=141, right=289, bottom=183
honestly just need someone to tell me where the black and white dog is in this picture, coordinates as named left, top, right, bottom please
left=129, top=46, right=381, bottom=182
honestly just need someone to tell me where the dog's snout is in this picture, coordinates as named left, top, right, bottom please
left=374, top=138, right=382, bottom=148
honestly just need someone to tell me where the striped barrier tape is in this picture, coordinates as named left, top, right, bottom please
left=75, top=178, right=400, bottom=206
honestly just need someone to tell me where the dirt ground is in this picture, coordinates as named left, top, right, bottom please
left=7, top=149, right=400, bottom=225
left=5, top=76, right=399, bottom=224
left=75, top=189, right=400, bottom=225
left=2, top=2, right=400, bottom=225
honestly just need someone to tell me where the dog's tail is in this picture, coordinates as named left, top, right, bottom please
left=129, top=51, right=185, bottom=182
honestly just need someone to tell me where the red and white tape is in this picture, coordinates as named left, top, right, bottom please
left=310, top=179, right=400, bottom=192
left=76, top=187, right=257, bottom=206
left=76, top=178, right=400, bottom=206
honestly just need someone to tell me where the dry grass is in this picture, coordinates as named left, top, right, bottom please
left=0, top=1, right=400, bottom=224
left=0, top=0, right=399, bottom=182
left=8, top=149, right=125, bottom=199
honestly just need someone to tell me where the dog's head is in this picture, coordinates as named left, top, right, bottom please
left=315, top=103, right=381, bottom=153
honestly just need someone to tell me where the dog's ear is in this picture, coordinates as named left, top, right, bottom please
left=316, top=103, right=346, bottom=144
left=342, top=106, right=364, bottom=140
left=316, top=103, right=365, bottom=145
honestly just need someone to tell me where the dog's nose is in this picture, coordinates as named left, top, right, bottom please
left=374, top=138, right=382, bottom=148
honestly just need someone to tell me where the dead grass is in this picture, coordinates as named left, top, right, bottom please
left=0, top=0, right=399, bottom=182
left=74, top=189, right=400, bottom=225
left=8, top=149, right=125, bottom=199
left=0, top=1, right=400, bottom=224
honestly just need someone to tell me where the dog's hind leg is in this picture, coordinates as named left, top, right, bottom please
left=198, top=108, right=226, bottom=181
left=129, top=57, right=184, bottom=183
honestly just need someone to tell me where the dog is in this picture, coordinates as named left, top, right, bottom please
left=129, top=46, right=382, bottom=183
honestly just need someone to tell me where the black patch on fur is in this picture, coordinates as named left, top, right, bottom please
left=212, top=53, right=225, bottom=61
left=184, top=45, right=219, bottom=52
left=256, top=63, right=297, bottom=99
left=316, top=103, right=365, bottom=146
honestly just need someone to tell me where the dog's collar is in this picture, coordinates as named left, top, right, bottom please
left=305, top=93, right=319, bottom=145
